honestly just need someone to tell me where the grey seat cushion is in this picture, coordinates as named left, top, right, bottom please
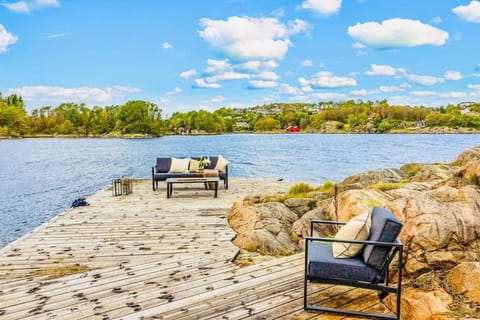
left=363, top=207, right=403, bottom=270
left=307, top=242, right=381, bottom=283
left=154, top=173, right=198, bottom=180
left=156, top=158, right=172, bottom=173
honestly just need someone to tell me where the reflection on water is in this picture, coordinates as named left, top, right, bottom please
left=1, top=134, right=480, bottom=247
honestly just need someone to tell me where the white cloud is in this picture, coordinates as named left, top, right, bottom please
left=300, top=59, right=314, bottom=67
left=277, top=83, right=299, bottom=95
left=410, top=91, right=436, bottom=96
left=468, top=84, right=480, bottom=91
left=271, top=8, right=285, bottom=18
left=248, top=80, right=278, bottom=89
left=0, top=24, right=18, bottom=53
left=348, top=18, right=449, bottom=49
left=198, top=16, right=308, bottom=61
left=256, top=71, right=279, bottom=81
left=159, top=97, right=171, bottom=104
left=180, top=69, right=196, bottom=79
left=205, top=71, right=250, bottom=82
left=210, top=95, right=224, bottom=103
left=166, top=86, right=182, bottom=95
left=1, top=1, right=29, bottom=12
left=35, top=0, right=59, bottom=7
left=444, top=70, right=463, bottom=81
left=365, top=64, right=398, bottom=76
left=406, top=73, right=445, bottom=86
left=302, top=71, right=357, bottom=88
left=43, top=32, right=72, bottom=39
left=162, top=42, right=172, bottom=49
left=438, top=91, right=468, bottom=98
left=432, top=16, right=442, bottom=24
left=310, top=92, right=347, bottom=100
left=379, top=85, right=405, bottom=93
left=204, top=59, right=231, bottom=74
left=236, top=60, right=278, bottom=71
left=8, top=85, right=140, bottom=104
left=298, top=77, right=309, bottom=87
left=194, top=78, right=221, bottom=89
left=453, top=1, right=480, bottom=23
left=351, top=89, right=370, bottom=96
left=2, top=0, right=59, bottom=12
left=301, top=0, right=342, bottom=17
left=301, top=85, right=314, bottom=92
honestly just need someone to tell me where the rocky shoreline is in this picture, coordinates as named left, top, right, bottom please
left=227, top=146, right=480, bottom=319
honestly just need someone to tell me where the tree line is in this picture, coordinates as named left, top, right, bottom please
left=1, top=93, right=479, bottom=137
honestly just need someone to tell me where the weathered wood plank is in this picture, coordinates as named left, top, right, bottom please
left=0, top=179, right=395, bottom=320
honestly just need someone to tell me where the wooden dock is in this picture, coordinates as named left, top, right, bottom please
left=0, top=179, right=391, bottom=319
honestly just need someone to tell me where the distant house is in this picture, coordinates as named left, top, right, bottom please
left=286, top=125, right=301, bottom=133
left=458, top=102, right=477, bottom=114
left=235, top=122, right=250, bottom=129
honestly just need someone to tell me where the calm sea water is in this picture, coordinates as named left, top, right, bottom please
left=1, top=134, right=480, bottom=248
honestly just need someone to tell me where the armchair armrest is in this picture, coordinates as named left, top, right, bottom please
left=310, top=219, right=346, bottom=236
left=306, top=236, right=403, bottom=248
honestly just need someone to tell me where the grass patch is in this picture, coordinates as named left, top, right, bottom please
left=448, top=296, right=480, bottom=318
left=287, top=182, right=313, bottom=198
left=469, top=174, right=480, bottom=186
left=315, top=180, right=335, bottom=196
left=401, top=163, right=421, bottom=177
left=411, top=272, right=438, bottom=290
left=31, top=264, right=89, bottom=280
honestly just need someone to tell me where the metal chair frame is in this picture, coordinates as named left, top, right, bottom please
left=304, top=219, right=403, bottom=320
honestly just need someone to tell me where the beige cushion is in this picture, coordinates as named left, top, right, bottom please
left=189, top=159, right=199, bottom=172
left=168, top=157, right=190, bottom=173
left=332, top=211, right=371, bottom=258
left=214, top=155, right=229, bottom=171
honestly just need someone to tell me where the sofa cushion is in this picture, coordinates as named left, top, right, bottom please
left=155, top=172, right=198, bottom=180
left=203, top=156, right=217, bottom=169
left=214, top=155, right=229, bottom=172
left=332, top=210, right=371, bottom=258
left=189, top=159, right=200, bottom=172
left=363, top=207, right=403, bottom=270
left=308, top=242, right=381, bottom=283
left=169, top=157, right=190, bottom=173
left=156, top=158, right=171, bottom=173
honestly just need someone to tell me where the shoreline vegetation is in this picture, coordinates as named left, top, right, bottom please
left=1, top=93, right=480, bottom=138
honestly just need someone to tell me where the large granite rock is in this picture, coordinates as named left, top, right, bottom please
left=337, top=168, right=407, bottom=191
left=227, top=200, right=299, bottom=255
left=446, top=262, right=480, bottom=303
left=408, top=164, right=455, bottom=184
left=452, top=146, right=480, bottom=165
left=389, top=185, right=480, bottom=275
left=283, top=197, right=314, bottom=218
left=456, top=159, right=480, bottom=184
left=333, top=189, right=391, bottom=221
left=397, top=286, right=452, bottom=320
left=290, top=208, right=335, bottom=244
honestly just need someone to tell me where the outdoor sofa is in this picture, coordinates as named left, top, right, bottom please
left=152, top=156, right=229, bottom=191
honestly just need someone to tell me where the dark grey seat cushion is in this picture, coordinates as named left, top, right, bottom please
left=154, top=172, right=198, bottom=180
left=363, top=207, right=403, bottom=270
left=307, top=242, right=381, bottom=283
left=156, top=158, right=172, bottom=173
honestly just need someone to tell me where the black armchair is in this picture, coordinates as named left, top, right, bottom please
left=304, top=207, right=403, bottom=320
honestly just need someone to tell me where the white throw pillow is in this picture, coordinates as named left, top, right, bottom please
left=214, top=155, right=229, bottom=171
left=332, top=211, right=371, bottom=258
left=168, top=157, right=190, bottom=173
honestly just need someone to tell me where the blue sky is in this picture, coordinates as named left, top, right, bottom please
left=0, top=0, right=479, bottom=116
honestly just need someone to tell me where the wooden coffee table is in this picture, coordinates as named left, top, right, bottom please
left=166, top=177, right=220, bottom=198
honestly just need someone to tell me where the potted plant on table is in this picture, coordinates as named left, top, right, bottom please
left=198, top=155, right=211, bottom=172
